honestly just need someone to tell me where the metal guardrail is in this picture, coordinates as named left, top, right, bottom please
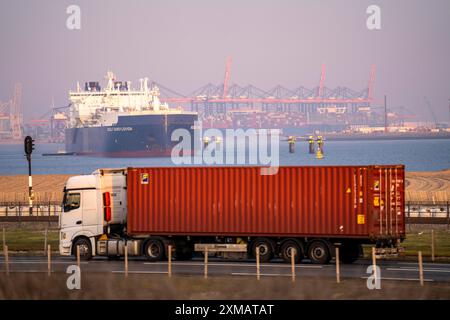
left=405, top=201, right=450, bottom=226
left=0, top=201, right=61, bottom=222
left=0, top=216, right=59, bottom=222
left=405, top=201, right=450, bottom=218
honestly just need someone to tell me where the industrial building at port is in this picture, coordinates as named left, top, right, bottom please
left=0, top=59, right=447, bottom=143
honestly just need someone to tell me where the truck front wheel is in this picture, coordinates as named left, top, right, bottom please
left=73, top=237, right=92, bottom=261
left=144, top=238, right=165, bottom=262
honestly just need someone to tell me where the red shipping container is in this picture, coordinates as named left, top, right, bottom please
left=127, top=165, right=405, bottom=241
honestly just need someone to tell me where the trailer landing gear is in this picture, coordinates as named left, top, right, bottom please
left=340, top=243, right=362, bottom=264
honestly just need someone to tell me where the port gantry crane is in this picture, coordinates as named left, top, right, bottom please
left=0, top=83, right=22, bottom=140
left=158, top=59, right=377, bottom=118
left=424, top=96, right=438, bottom=128
left=10, top=83, right=23, bottom=140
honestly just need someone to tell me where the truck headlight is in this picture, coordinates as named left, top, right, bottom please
left=61, top=232, right=66, bottom=240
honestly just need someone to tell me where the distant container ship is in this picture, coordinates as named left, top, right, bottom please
left=66, top=72, right=197, bottom=157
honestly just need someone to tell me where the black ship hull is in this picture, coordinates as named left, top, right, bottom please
left=65, top=113, right=197, bottom=157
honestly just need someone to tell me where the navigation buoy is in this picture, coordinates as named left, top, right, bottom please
left=316, top=149, right=324, bottom=159
left=203, top=136, right=210, bottom=149
left=308, top=136, right=315, bottom=154
left=288, top=136, right=296, bottom=153
left=215, top=136, right=222, bottom=146
left=317, top=135, right=324, bottom=154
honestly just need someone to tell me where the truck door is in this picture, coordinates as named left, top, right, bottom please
left=81, top=189, right=98, bottom=229
left=61, top=191, right=82, bottom=228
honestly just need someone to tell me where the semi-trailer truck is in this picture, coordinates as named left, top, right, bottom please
left=59, top=165, right=405, bottom=264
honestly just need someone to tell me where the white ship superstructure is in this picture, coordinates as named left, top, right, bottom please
left=68, top=71, right=189, bottom=128
left=65, top=71, right=198, bottom=157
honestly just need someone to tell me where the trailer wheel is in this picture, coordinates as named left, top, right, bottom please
left=307, top=240, right=331, bottom=264
left=280, top=240, right=302, bottom=263
left=251, top=238, right=274, bottom=262
left=73, top=237, right=92, bottom=261
left=340, top=243, right=362, bottom=264
left=144, top=238, right=165, bottom=262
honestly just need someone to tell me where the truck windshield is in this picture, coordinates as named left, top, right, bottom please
left=63, top=192, right=81, bottom=212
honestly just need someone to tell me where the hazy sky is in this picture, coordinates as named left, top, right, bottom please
left=0, top=0, right=449, bottom=121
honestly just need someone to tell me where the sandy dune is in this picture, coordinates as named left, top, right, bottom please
left=0, top=170, right=448, bottom=203
left=0, top=174, right=72, bottom=203
left=405, top=169, right=450, bottom=202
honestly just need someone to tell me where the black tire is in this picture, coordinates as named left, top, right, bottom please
left=251, top=238, right=274, bottom=263
left=340, top=243, right=362, bottom=264
left=307, top=240, right=331, bottom=264
left=280, top=240, right=302, bottom=263
left=175, top=243, right=193, bottom=261
left=73, top=237, right=92, bottom=261
left=144, top=238, right=165, bottom=262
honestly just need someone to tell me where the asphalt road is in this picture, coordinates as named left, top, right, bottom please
left=1, top=256, right=450, bottom=283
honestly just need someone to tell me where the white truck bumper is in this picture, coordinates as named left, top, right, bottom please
left=59, top=231, right=72, bottom=256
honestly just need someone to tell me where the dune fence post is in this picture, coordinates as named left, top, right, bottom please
left=431, top=229, right=435, bottom=262
left=124, top=241, right=128, bottom=278
left=47, top=244, right=51, bottom=277
left=256, top=246, right=260, bottom=281
left=291, top=248, right=296, bottom=283
left=204, top=246, right=208, bottom=279
left=76, top=245, right=80, bottom=269
left=418, top=251, right=424, bottom=286
left=372, top=247, right=377, bottom=284
left=168, top=245, right=172, bottom=278
left=44, top=228, right=48, bottom=256
left=4, top=244, right=9, bottom=276
left=335, top=246, right=340, bottom=284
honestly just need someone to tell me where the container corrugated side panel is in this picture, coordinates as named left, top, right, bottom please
left=127, top=166, right=403, bottom=238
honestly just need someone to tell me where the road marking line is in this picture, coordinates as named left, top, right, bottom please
left=396, top=262, right=450, bottom=267
left=387, top=267, right=450, bottom=273
left=0, top=270, right=52, bottom=273
left=112, top=270, right=167, bottom=274
left=361, top=276, right=434, bottom=282
left=232, top=272, right=291, bottom=277
left=143, top=262, right=322, bottom=268
left=2, top=261, right=88, bottom=264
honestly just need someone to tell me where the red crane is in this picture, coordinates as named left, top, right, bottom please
left=317, top=63, right=326, bottom=98
left=368, top=64, right=376, bottom=101
left=223, top=56, right=232, bottom=99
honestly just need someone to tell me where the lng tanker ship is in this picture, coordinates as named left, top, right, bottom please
left=66, top=71, right=197, bottom=157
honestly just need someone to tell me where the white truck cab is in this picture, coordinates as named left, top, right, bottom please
left=59, top=168, right=127, bottom=259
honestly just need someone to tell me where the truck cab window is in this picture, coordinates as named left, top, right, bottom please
left=63, top=193, right=81, bottom=212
